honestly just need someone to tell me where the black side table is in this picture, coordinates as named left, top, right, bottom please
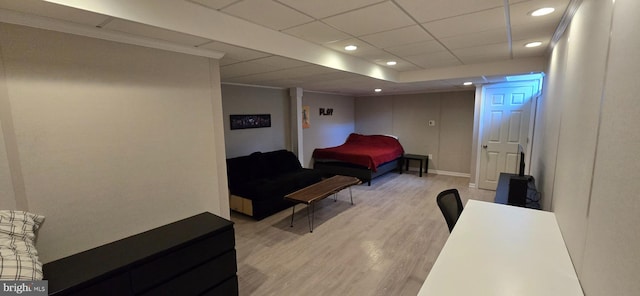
left=401, top=154, right=429, bottom=177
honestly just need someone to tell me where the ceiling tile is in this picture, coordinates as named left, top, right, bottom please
left=378, top=62, right=421, bottom=71
left=323, top=38, right=378, bottom=55
left=102, top=19, right=211, bottom=46
left=219, top=56, right=242, bottom=66
left=404, top=51, right=462, bottom=68
left=509, top=0, right=569, bottom=27
left=442, top=77, right=484, bottom=86
left=220, top=56, right=309, bottom=79
left=360, top=25, right=434, bottom=49
left=282, top=21, right=351, bottom=44
left=439, top=28, right=507, bottom=50
left=304, top=71, right=360, bottom=82
left=251, top=56, right=310, bottom=69
left=279, top=65, right=339, bottom=78
left=395, top=0, right=504, bottom=23
left=198, top=41, right=271, bottom=60
left=304, top=77, right=374, bottom=94
left=221, top=60, right=281, bottom=78
left=512, top=35, right=550, bottom=58
left=221, top=0, right=313, bottom=30
left=0, top=0, right=109, bottom=26
left=349, top=47, right=391, bottom=60
left=369, top=56, right=421, bottom=71
left=224, top=64, right=337, bottom=83
left=2, top=0, right=566, bottom=95
left=510, top=21, right=557, bottom=41
left=277, top=0, right=384, bottom=19
left=513, top=43, right=548, bottom=59
left=323, top=2, right=415, bottom=36
left=422, top=7, right=506, bottom=39
left=451, top=43, right=510, bottom=64
left=188, top=0, right=240, bottom=10
left=238, top=66, right=371, bottom=92
left=385, top=40, right=447, bottom=57
left=380, top=79, right=458, bottom=94
left=259, top=79, right=305, bottom=87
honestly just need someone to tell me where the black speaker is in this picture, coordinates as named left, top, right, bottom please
left=508, top=176, right=529, bottom=207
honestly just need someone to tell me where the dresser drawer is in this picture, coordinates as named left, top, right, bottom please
left=201, top=275, right=239, bottom=296
left=67, top=272, right=133, bottom=296
left=130, top=229, right=234, bottom=293
left=139, top=250, right=237, bottom=296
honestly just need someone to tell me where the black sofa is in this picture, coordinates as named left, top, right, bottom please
left=226, top=150, right=323, bottom=220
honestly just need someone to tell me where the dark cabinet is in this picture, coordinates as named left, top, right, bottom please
left=494, top=172, right=540, bottom=209
left=43, top=212, right=238, bottom=296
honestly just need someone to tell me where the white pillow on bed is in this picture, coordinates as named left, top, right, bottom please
left=0, top=210, right=45, bottom=281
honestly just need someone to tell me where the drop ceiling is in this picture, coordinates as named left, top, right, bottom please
left=0, top=0, right=572, bottom=96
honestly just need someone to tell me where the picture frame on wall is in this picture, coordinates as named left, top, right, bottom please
left=230, top=114, right=271, bottom=130
left=302, top=106, right=310, bottom=129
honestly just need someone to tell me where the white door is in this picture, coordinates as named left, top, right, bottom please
left=478, top=82, right=537, bottom=190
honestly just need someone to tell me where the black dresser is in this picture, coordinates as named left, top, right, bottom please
left=43, top=212, right=238, bottom=296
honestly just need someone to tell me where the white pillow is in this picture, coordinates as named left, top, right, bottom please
left=0, top=210, right=45, bottom=281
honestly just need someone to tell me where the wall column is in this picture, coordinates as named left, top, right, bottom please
left=289, top=87, right=304, bottom=166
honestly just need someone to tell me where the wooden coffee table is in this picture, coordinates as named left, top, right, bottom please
left=285, top=175, right=361, bottom=232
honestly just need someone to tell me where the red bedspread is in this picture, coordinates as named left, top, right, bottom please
left=312, top=133, right=404, bottom=171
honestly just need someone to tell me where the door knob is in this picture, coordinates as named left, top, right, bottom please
left=482, top=145, right=488, bottom=149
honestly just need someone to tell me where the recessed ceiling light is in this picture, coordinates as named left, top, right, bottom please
left=374, top=88, right=382, bottom=92
left=463, top=82, right=473, bottom=86
left=386, top=61, right=397, bottom=66
left=525, top=41, right=543, bottom=48
left=344, top=45, right=358, bottom=51
left=530, top=7, right=555, bottom=16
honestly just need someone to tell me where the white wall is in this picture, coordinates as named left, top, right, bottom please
left=355, top=91, right=474, bottom=174
left=0, top=23, right=228, bottom=263
left=531, top=0, right=640, bottom=294
left=0, top=132, right=14, bottom=209
left=302, top=92, right=355, bottom=168
left=550, top=0, right=611, bottom=268
left=221, top=84, right=290, bottom=158
left=354, top=96, right=393, bottom=136
left=529, top=45, right=566, bottom=211
left=0, top=94, right=16, bottom=209
left=579, top=0, right=640, bottom=293
left=219, top=86, right=355, bottom=167
left=0, top=53, right=16, bottom=209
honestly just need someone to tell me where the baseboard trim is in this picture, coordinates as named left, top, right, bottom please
left=468, top=183, right=477, bottom=188
left=428, top=169, right=471, bottom=178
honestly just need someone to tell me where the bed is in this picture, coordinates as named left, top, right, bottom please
left=312, top=133, right=404, bottom=185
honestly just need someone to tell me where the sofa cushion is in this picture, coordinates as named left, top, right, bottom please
left=232, top=168, right=321, bottom=202
left=226, top=150, right=324, bottom=219
left=226, top=153, right=262, bottom=192
left=261, top=150, right=302, bottom=175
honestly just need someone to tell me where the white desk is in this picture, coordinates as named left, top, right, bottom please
left=417, top=200, right=583, bottom=296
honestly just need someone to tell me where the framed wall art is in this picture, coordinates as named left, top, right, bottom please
left=230, top=114, right=271, bottom=130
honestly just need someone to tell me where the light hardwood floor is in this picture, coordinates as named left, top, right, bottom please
left=231, top=173, right=495, bottom=296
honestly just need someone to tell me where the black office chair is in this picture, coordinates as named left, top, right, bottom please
left=436, top=189, right=464, bottom=233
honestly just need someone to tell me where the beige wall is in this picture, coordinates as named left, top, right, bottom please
left=221, top=84, right=291, bottom=158
left=220, top=86, right=473, bottom=175
left=219, top=86, right=355, bottom=167
left=355, top=91, right=474, bottom=175
left=302, top=91, right=355, bottom=168
left=0, top=67, right=16, bottom=209
left=0, top=23, right=228, bottom=263
left=531, top=0, right=640, bottom=294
